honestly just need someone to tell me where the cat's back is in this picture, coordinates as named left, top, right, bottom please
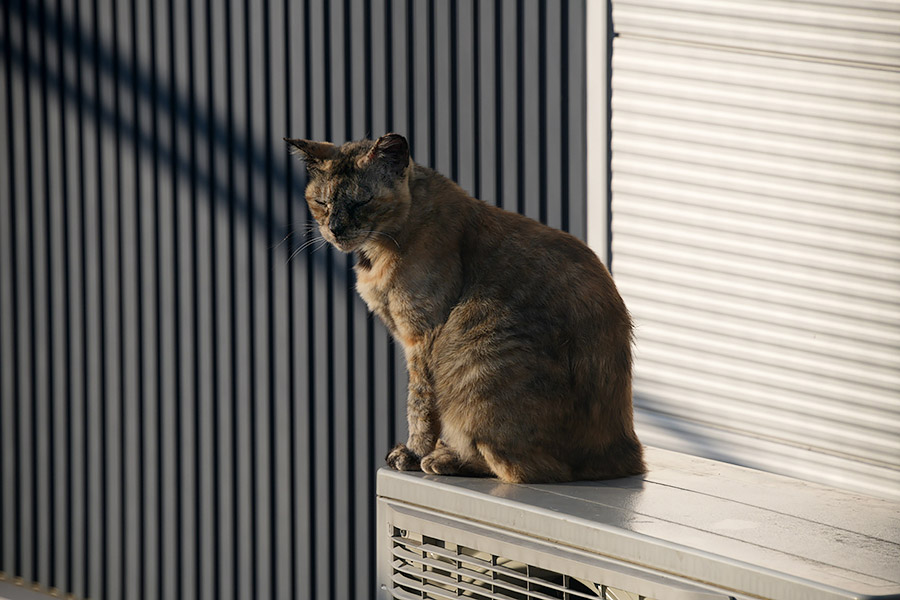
left=410, top=167, right=606, bottom=288
left=463, top=200, right=627, bottom=321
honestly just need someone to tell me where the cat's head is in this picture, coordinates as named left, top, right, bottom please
left=285, top=133, right=412, bottom=253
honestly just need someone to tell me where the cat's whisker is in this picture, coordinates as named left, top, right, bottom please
left=272, top=223, right=322, bottom=252
left=271, top=230, right=295, bottom=250
left=286, top=244, right=306, bottom=264
left=286, top=234, right=327, bottom=263
left=360, top=229, right=401, bottom=250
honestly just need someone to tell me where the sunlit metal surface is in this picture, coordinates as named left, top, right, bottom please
left=377, top=448, right=900, bottom=600
left=609, top=16, right=900, bottom=499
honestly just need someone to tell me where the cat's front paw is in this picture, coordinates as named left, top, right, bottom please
left=420, top=448, right=461, bottom=475
left=386, top=443, right=421, bottom=471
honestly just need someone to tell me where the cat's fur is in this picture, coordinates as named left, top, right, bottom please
left=286, top=133, right=645, bottom=483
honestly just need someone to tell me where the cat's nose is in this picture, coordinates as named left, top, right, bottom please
left=330, top=221, right=348, bottom=238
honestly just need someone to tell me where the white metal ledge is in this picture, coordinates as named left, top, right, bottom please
left=377, top=446, right=900, bottom=600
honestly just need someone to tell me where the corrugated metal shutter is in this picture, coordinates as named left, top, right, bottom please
left=0, top=1, right=588, bottom=599
left=609, top=1, right=900, bottom=499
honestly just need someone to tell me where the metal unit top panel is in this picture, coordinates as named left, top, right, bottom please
left=377, top=446, right=900, bottom=600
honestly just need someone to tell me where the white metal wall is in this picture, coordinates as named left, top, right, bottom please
left=604, top=0, right=900, bottom=499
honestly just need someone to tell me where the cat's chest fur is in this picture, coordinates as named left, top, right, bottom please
left=354, top=244, right=460, bottom=348
left=354, top=248, right=417, bottom=344
left=354, top=249, right=396, bottom=322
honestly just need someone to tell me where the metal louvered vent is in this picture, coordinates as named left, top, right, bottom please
left=389, top=528, right=647, bottom=600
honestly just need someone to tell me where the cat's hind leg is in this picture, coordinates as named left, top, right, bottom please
left=420, top=440, right=492, bottom=477
left=476, top=442, right=575, bottom=484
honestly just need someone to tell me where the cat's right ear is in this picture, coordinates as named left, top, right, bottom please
left=284, top=138, right=337, bottom=165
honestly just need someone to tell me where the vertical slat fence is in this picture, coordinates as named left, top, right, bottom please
left=0, top=1, right=587, bottom=598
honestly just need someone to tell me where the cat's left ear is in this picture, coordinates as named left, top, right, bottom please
left=361, top=133, right=410, bottom=178
left=284, top=138, right=337, bottom=164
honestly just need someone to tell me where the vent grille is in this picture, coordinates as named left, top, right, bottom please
left=389, top=528, right=651, bottom=600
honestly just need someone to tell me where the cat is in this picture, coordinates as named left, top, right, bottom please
left=285, top=133, right=645, bottom=483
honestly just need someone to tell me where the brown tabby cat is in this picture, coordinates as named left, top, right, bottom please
left=285, top=133, right=645, bottom=483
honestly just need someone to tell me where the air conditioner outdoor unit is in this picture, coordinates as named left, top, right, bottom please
left=375, top=447, right=900, bottom=600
